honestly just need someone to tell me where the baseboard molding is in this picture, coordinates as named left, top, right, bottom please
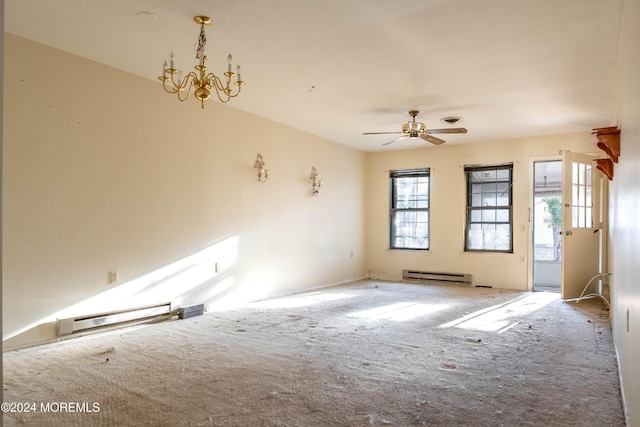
left=613, top=340, right=630, bottom=425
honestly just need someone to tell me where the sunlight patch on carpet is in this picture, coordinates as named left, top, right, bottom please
left=249, top=292, right=355, bottom=309
left=348, top=302, right=450, bottom=321
left=438, top=292, right=559, bottom=333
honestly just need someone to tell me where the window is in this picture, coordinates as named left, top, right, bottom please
left=390, top=168, right=430, bottom=250
left=465, top=164, right=513, bottom=252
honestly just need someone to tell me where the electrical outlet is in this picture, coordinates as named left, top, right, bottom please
left=108, top=270, right=119, bottom=285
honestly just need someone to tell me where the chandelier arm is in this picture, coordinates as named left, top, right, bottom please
left=227, top=82, right=243, bottom=98
left=176, top=78, right=197, bottom=102
left=207, top=73, right=242, bottom=102
left=206, top=74, right=231, bottom=103
left=161, top=78, right=181, bottom=95
left=170, top=71, right=198, bottom=91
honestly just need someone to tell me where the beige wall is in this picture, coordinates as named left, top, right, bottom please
left=3, top=35, right=366, bottom=350
left=364, top=134, right=594, bottom=289
left=610, top=0, right=640, bottom=424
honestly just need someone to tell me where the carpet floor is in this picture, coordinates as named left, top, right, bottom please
left=3, top=280, right=625, bottom=426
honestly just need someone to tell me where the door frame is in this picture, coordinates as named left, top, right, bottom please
left=527, top=155, right=562, bottom=291
left=528, top=152, right=610, bottom=296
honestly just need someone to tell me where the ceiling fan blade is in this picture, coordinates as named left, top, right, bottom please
left=419, top=134, right=446, bottom=145
left=382, top=135, right=409, bottom=146
left=363, top=131, right=404, bottom=135
left=426, top=128, right=468, bottom=134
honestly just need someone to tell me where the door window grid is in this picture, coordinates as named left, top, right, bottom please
left=390, top=169, right=430, bottom=250
left=571, top=161, right=593, bottom=228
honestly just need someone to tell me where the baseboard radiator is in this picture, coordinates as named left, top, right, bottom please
left=56, top=302, right=174, bottom=337
left=403, top=270, right=472, bottom=286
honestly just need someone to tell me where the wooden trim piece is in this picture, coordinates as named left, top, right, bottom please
left=596, top=158, right=614, bottom=180
left=592, top=126, right=620, bottom=163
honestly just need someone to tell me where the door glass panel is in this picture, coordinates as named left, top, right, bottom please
left=570, top=161, right=593, bottom=229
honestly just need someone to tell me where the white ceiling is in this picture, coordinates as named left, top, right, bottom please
left=5, top=0, right=626, bottom=152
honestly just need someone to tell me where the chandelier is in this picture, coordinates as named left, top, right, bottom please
left=158, top=16, right=243, bottom=109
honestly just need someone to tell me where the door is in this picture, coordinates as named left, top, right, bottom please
left=561, top=151, right=603, bottom=300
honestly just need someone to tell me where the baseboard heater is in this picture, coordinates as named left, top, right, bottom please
left=403, top=270, right=472, bottom=286
left=56, top=302, right=174, bottom=338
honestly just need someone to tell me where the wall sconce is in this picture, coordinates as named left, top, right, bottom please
left=310, top=166, right=322, bottom=196
left=254, top=153, right=269, bottom=182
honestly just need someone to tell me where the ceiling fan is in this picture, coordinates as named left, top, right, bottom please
left=363, top=110, right=467, bottom=146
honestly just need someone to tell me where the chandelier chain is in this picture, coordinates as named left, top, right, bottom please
left=196, top=24, right=206, bottom=61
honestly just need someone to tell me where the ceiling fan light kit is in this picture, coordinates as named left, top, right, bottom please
left=363, top=110, right=467, bottom=146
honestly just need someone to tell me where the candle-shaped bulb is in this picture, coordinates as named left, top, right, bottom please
left=162, top=61, right=167, bottom=78
left=228, top=54, right=233, bottom=73
left=169, top=51, right=174, bottom=69
left=236, top=65, right=242, bottom=82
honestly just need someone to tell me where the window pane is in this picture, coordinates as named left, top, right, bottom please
left=393, top=211, right=429, bottom=249
left=496, top=169, right=509, bottom=180
left=482, top=209, right=496, bottom=222
left=578, top=185, right=585, bottom=206
left=495, top=224, right=511, bottom=250
left=496, top=193, right=509, bottom=206
left=496, top=182, right=510, bottom=194
left=484, top=183, right=497, bottom=193
left=467, top=224, right=483, bottom=250
left=483, top=193, right=497, bottom=206
left=496, top=209, right=510, bottom=222
left=482, top=170, right=496, bottom=181
left=394, top=177, right=430, bottom=209
left=472, top=223, right=511, bottom=251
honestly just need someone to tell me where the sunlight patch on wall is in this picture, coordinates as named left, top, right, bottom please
left=438, top=291, right=559, bottom=333
left=5, top=236, right=240, bottom=341
left=57, top=236, right=239, bottom=318
left=349, top=302, right=450, bottom=321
